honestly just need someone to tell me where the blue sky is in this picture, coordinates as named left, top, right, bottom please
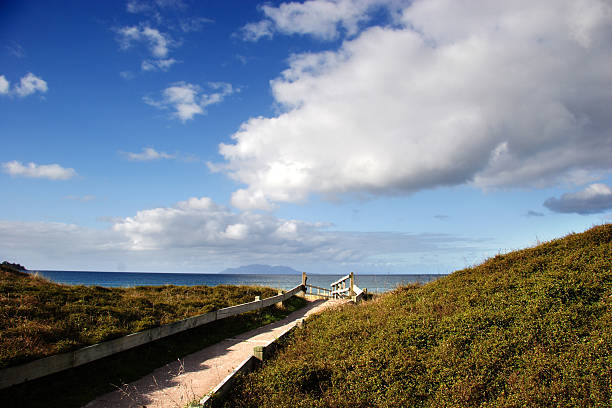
left=1, top=0, right=611, bottom=274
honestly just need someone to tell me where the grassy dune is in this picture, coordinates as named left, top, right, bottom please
left=0, top=266, right=281, bottom=368
left=223, top=224, right=611, bottom=407
left=0, top=266, right=308, bottom=407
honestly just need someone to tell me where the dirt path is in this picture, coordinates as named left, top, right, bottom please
left=84, top=298, right=345, bottom=408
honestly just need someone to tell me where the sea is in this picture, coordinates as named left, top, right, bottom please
left=33, top=271, right=447, bottom=294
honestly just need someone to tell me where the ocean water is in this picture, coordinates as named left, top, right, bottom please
left=34, top=271, right=447, bottom=293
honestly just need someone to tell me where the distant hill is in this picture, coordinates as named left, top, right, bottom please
left=220, top=264, right=303, bottom=275
left=1, top=261, right=26, bottom=272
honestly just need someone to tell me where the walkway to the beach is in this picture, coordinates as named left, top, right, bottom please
left=84, top=298, right=346, bottom=408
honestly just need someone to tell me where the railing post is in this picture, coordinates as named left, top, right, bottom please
left=275, top=290, right=284, bottom=309
left=350, top=272, right=355, bottom=297
left=302, top=272, right=307, bottom=287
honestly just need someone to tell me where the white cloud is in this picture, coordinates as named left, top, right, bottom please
left=112, top=196, right=314, bottom=250
left=141, top=58, right=178, bottom=71
left=144, top=81, right=237, bottom=122
left=0, top=196, right=485, bottom=272
left=544, top=183, right=612, bottom=214
left=10, top=73, right=48, bottom=97
left=116, top=25, right=173, bottom=60
left=0, top=73, right=48, bottom=97
left=220, top=0, right=612, bottom=209
left=242, top=0, right=403, bottom=41
left=0, top=75, right=9, bottom=94
left=111, top=196, right=479, bottom=270
left=241, top=20, right=274, bottom=42
left=124, top=147, right=175, bottom=161
left=2, top=161, right=76, bottom=180
left=119, top=2, right=210, bottom=72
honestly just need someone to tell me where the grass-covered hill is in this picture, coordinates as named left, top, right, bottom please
left=0, top=266, right=280, bottom=369
left=223, top=224, right=611, bottom=408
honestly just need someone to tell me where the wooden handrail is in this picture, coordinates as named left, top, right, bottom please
left=330, top=274, right=351, bottom=286
left=331, top=287, right=350, bottom=295
left=0, top=284, right=304, bottom=390
left=305, top=284, right=331, bottom=292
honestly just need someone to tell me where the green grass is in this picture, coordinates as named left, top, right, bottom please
left=0, top=268, right=282, bottom=368
left=221, top=224, right=611, bottom=408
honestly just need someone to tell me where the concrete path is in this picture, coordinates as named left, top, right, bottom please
left=84, top=299, right=346, bottom=408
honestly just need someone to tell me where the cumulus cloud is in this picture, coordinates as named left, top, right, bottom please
left=144, top=81, right=237, bottom=122
left=113, top=196, right=321, bottom=250
left=0, top=75, right=8, bottom=94
left=15, top=73, right=48, bottom=97
left=2, top=161, right=77, bottom=180
left=124, top=147, right=175, bottom=161
left=544, top=183, right=612, bottom=214
left=0, top=73, right=48, bottom=97
left=116, top=25, right=172, bottom=58
left=115, top=25, right=180, bottom=72
left=241, top=0, right=404, bottom=41
left=0, top=196, right=485, bottom=272
left=112, top=196, right=480, bottom=269
left=119, top=2, right=212, bottom=72
left=220, top=0, right=612, bottom=209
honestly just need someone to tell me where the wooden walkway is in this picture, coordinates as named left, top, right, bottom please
left=84, top=298, right=347, bottom=408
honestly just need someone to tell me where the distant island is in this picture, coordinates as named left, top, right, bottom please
left=220, top=264, right=303, bottom=275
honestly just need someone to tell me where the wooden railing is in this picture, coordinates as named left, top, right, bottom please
left=0, top=285, right=304, bottom=390
left=302, top=272, right=365, bottom=302
left=1, top=272, right=367, bottom=391
left=304, top=283, right=333, bottom=298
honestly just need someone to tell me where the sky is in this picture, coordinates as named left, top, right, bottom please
left=1, top=0, right=611, bottom=274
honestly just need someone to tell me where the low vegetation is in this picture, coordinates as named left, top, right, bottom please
left=222, top=224, right=611, bottom=407
left=0, top=266, right=281, bottom=368
left=0, top=265, right=307, bottom=407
